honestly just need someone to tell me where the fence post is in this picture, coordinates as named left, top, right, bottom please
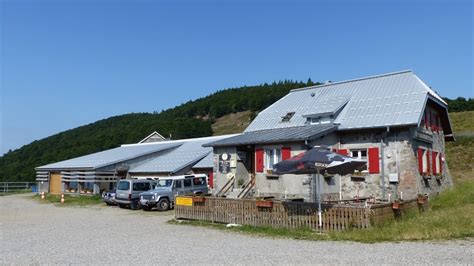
left=6, top=183, right=8, bottom=194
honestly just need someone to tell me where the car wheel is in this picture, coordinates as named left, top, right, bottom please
left=131, top=200, right=141, bottom=210
left=157, top=198, right=170, bottom=211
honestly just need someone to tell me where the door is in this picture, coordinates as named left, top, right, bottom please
left=49, top=172, right=62, bottom=194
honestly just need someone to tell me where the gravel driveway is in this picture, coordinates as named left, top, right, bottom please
left=1, top=194, right=472, bottom=264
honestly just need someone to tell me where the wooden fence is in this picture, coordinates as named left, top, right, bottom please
left=175, top=197, right=374, bottom=231
left=175, top=196, right=423, bottom=231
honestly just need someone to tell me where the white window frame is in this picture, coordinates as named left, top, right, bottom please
left=422, top=149, right=428, bottom=173
left=435, top=151, right=440, bottom=174
left=350, top=149, right=368, bottom=159
left=309, top=116, right=332, bottom=125
left=265, top=148, right=281, bottom=170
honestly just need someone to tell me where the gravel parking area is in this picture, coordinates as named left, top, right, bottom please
left=1, top=194, right=473, bottom=264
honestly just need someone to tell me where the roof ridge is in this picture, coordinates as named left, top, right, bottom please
left=290, top=69, right=413, bottom=92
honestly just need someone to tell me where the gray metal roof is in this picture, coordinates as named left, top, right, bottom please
left=245, top=70, right=447, bottom=132
left=128, top=135, right=231, bottom=174
left=36, top=142, right=182, bottom=171
left=204, top=124, right=337, bottom=147
left=191, top=151, right=214, bottom=169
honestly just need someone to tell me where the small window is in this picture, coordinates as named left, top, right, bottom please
left=183, top=179, right=192, bottom=187
left=174, top=180, right=183, bottom=189
left=310, top=116, right=332, bottom=125
left=350, top=149, right=367, bottom=159
left=265, top=148, right=281, bottom=170
left=281, top=112, right=295, bottom=122
left=133, top=182, right=151, bottom=191
left=117, top=181, right=130, bottom=190
left=193, top=177, right=206, bottom=186
left=320, top=116, right=331, bottom=124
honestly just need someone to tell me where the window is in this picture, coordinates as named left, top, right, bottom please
left=183, top=179, right=192, bottom=187
left=65, top=181, right=78, bottom=193
left=155, top=179, right=173, bottom=188
left=81, top=181, right=94, bottom=194
left=193, top=177, right=206, bottom=186
left=320, top=116, right=331, bottom=124
left=265, top=148, right=281, bottom=170
left=309, top=116, right=332, bottom=125
left=173, top=180, right=183, bottom=189
left=133, top=182, right=150, bottom=191
left=310, top=117, right=320, bottom=125
left=350, top=149, right=367, bottom=159
left=281, top=112, right=295, bottom=122
left=117, top=181, right=130, bottom=190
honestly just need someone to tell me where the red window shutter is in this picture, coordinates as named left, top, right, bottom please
left=368, top=147, right=380, bottom=174
left=439, top=153, right=443, bottom=173
left=432, top=151, right=438, bottom=174
left=208, top=171, right=214, bottom=188
left=337, top=149, right=349, bottom=156
left=255, top=148, right=264, bottom=173
left=417, top=148, right=424, bottom=173
left=426, top=150, right=431, bottom=174
left=282, top=147, right=291, bottom=160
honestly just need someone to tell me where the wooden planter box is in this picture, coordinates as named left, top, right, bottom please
left=392, top=201, right=404, bottom=210
left=417, top=196, right=427, bottom=204
left=193, top=197, right=206, bottom=203
left=256, top=200, right=273, bottom=208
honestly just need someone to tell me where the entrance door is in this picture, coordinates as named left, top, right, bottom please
left=49, top=172, right=62, bottom=194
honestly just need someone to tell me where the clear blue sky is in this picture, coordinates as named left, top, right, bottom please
left=1, top=0, right=472, bottom=154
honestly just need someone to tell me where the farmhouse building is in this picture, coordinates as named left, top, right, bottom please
left=35, top=135, right=231, bottom=195
left=205, top=70, right=454, bottom=201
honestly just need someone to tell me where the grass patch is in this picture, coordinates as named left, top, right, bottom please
left=32, top=193, right=103, bottom=206
left=170, top=181, right=474, bottom=243
left=0, top=188, right=33, bottom=196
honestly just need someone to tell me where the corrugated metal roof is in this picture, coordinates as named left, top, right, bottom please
left=204, top=124, right=336, bottom=147
left=128, top=135, right=231, bottom=173
left=191, top=151, right=214, bottom=169
left=245, top=70, right=441, bottom=132
left=36, top=142, right=182, bottom=171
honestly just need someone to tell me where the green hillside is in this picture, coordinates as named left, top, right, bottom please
left=0, top=80, right=316, bottom=182
left=1, top=81, right=471, bottom=183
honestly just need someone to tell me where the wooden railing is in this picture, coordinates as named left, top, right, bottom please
left=237, top=175, right=255, bottom=199
left=175, top=196, right=373, bottom=231
left=215, top=175, right=235, bottom=197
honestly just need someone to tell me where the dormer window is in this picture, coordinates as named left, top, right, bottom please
left=281, top=112, right=295, bottom=122
left=309, top=116, right=332, bottom=125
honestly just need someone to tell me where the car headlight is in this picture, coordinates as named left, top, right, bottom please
left=140, top=196, right=143, bottom=200
left=154, top=193, right=158, bottom=199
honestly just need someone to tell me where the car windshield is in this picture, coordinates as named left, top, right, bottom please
left=117, top=181, right=130, bottom=190
left=155, top=179, right=173, bottom=188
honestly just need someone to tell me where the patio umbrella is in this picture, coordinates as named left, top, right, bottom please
left=273, top=147, right=367, bottom=227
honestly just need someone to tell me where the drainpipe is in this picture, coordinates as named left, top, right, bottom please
left=381, top=126, right=389, bottom=201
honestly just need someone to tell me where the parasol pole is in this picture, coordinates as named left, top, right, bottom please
left=317, top=168, right=322, bottom=228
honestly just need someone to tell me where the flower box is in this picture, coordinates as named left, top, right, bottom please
left=392, top=201, right=404, bottom=210
left=417, top=195, right=428, bottom=204
left=256, top=200, right=273, bottom=208
left=192, top=197, right=206, bottom=203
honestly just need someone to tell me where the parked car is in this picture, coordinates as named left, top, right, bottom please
left=114, top=179, right=155, bottom=210
left=102, top=189, right=116, bottom=206
left=139, top=174, right=208, bottom=211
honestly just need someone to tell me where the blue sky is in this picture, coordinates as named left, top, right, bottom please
left=1, top=0, right=472, bottom=154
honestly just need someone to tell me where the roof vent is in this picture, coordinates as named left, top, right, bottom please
left=310, top=92, right=316, bottom=97
left=325, top=80, right=332, bottom=84
left=281, top=112, right=295, bottom=122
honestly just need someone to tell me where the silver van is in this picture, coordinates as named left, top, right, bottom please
left=114, top=179, right=154, bottom=210
left=139, top=174, right=208, bottom=211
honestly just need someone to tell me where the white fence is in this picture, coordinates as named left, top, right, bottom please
left=0, top=182, right=37, bottom=195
